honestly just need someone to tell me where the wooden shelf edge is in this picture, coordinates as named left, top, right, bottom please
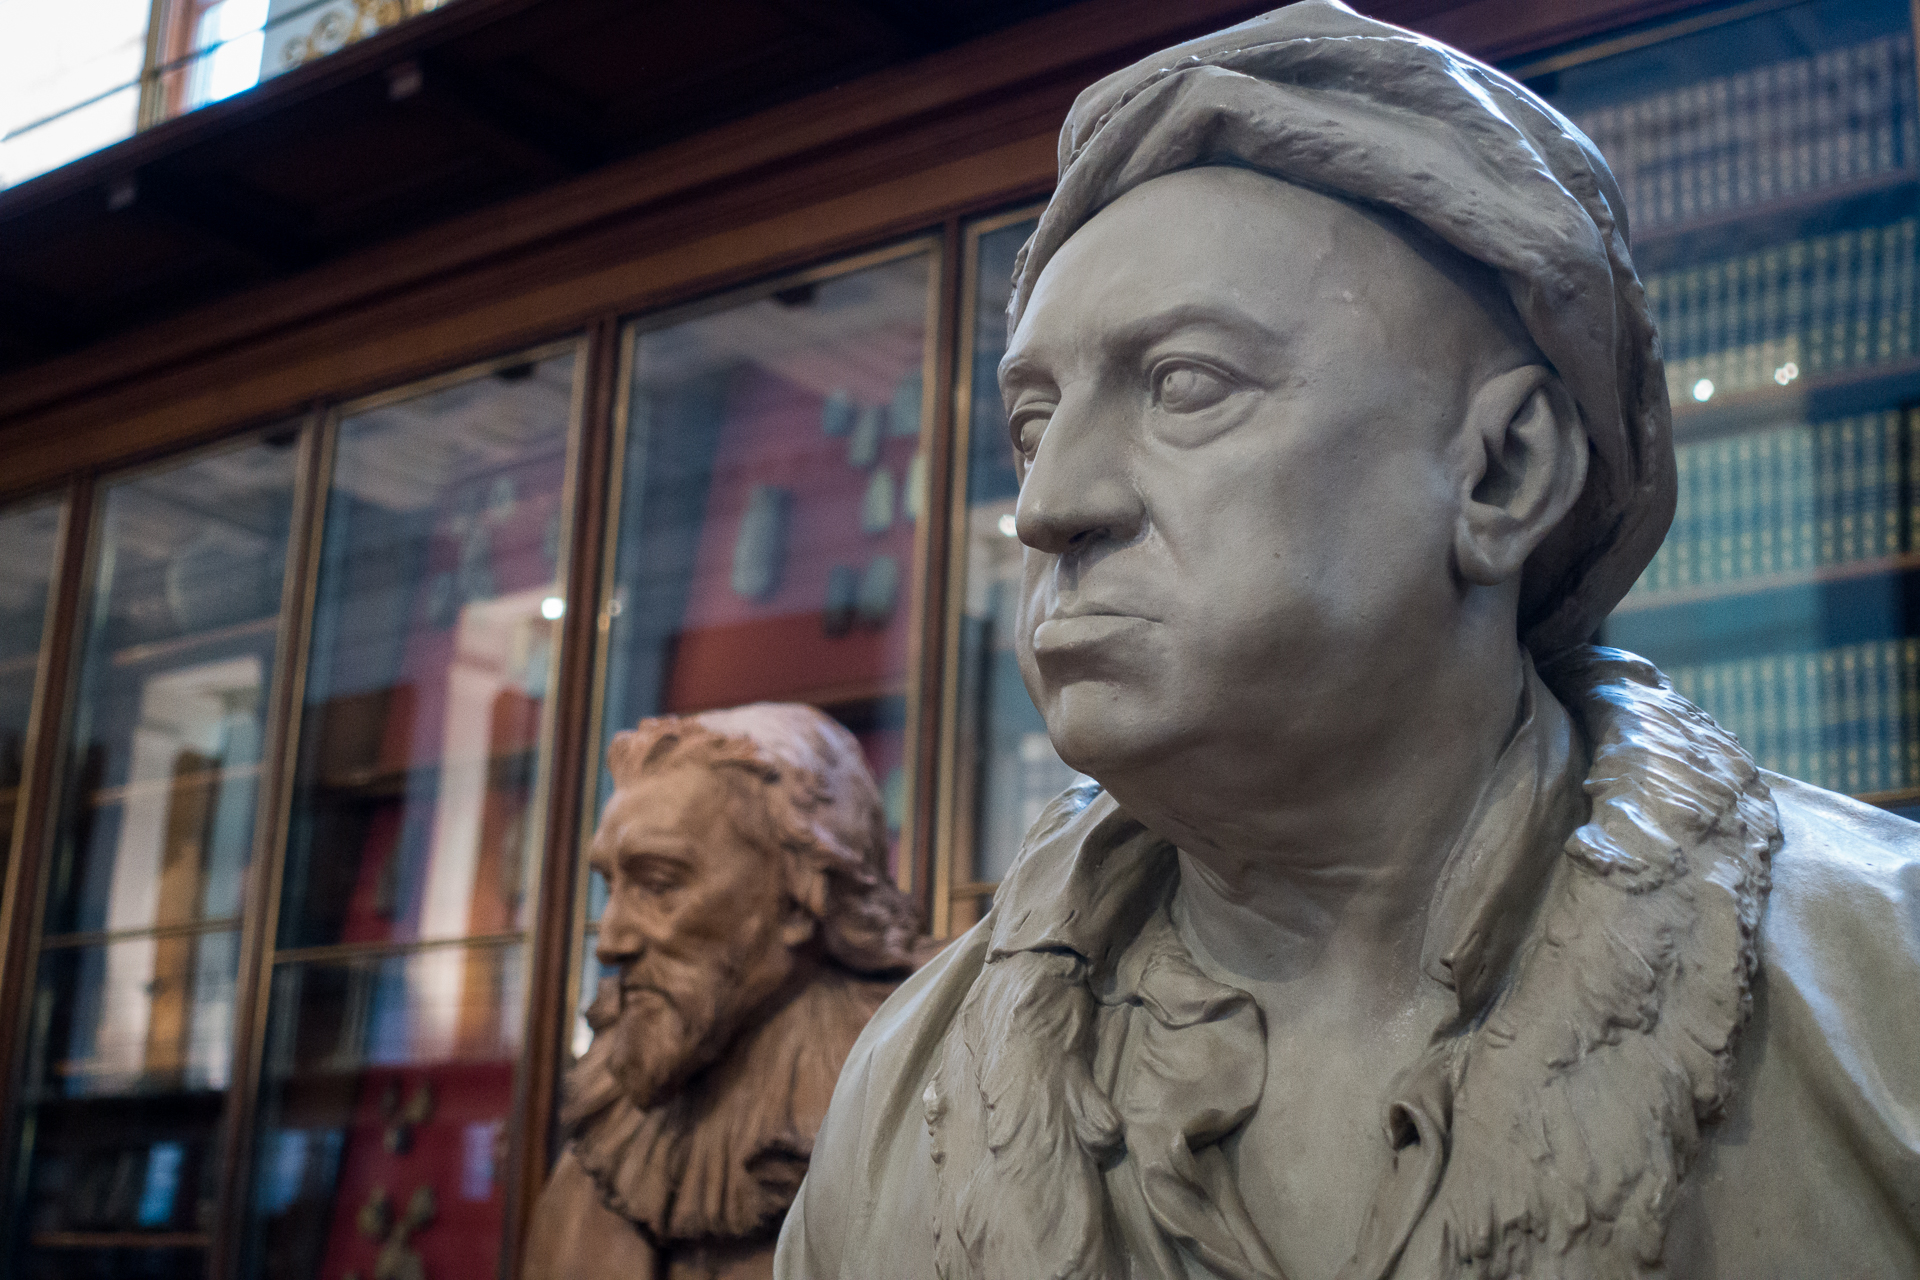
left=1633, top=168, right=1920, bottom=256
left=108, top=613, right=280, bottom=669
left=1613, top=551, right=1920, bottom=615
left=1669, top=356, right=1920, bottom=436
left=88, top=761, right=262, bottom=808
left=30, top=1231, right=210, bottom=1249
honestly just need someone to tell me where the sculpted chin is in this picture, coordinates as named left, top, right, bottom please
left=525, top=703, right=921, bottom=1280
left=773, top=4, right=1920, bottom=1279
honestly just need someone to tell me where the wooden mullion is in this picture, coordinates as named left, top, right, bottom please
left=0, top=474, right=97, bottom=1232
left=504, top=316, right=618, bottom=1277
left=208, top=405, right=330, bottom=1280
left=899, top=219, right=966, bottom=919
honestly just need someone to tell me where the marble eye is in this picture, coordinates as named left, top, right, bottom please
left=1010, top=407, right=1051, bottom=459
left=1154, top=363, right=1233, bottom=413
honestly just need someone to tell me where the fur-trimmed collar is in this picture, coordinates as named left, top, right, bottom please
left=925, top=648, right=1779, bottom=1279
left=563, top=966, right=897, bottom=1247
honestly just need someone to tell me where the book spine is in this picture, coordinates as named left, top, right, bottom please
left=1865, top=641, right=1887, bottom=794
left=1911, top=408, right=1920, bottom=556
left=1877, top=223, right=1899, bottom=364
left=1785, top=239, right=1809, bottom=372
left=1901, top=32, right=1920, bottom=170
left=1876, top=35, right=1899, bottom=172
left=1807, top=235, right=1831, bottom=376
left=1834, top=231, right=1859, bottom=372
left=1883, top=410, right=1903, bottom=558
left=1761, top=245, right=1786, bottom=379
left=1678, top=83, right=1700, bottom=223
left=1716, top=437, right=1738, bottom=582
left=1712, top=74, right=1734, bottom=214
left=1801, top=424, right=1822, bottom=570
left=1783, top=649, right=1806, bottom=781
left=1906, top=636, right=1920, bottom=790
left=1816, top=49, right=1840, bottom=190
left=1760, top=655, right=1780, bottom=771
left=1861, top=412, right=1883, bottom=559
left=1822, top=648, right=1844, bottom=791
left=1795, top=58, right=1817, bottom=194
left=1818, top=418, right=1840, bottom=565
left=1760, top=62, right=1782, bottom=202
left=1896, top=217, right=1912, bottom=362
left=1844, top=644, right=1866, bottom=794
left=1841, top=415, right=1863, bottom=563
left=1735, top=431, right=1758, bottom=579
left=1682, top=441, right=1703, bottom=588
left=1854, top=223, right=1878, bottom=368
left=1758, top=426, right=1782, bottom=576
left=1735, top=68, right=1759, bottom=206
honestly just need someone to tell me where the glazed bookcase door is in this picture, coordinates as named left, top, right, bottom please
left=243, top=344, right=583, bottom=1280
left=0, top=497, right=65, bottom=892
left=1, top=430, right=300, bottom=1280
left=568, top=241, right=941, bottom=1055
left=930, top=206, right=1090, bottom=939
left=1530, top=0, right=1920, bottom=815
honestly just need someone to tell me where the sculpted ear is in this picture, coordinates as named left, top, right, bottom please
left=1453, top=365, right=1587, bottom=586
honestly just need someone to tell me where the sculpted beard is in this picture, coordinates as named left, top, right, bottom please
left=601, top=936, right=762, bottom=1111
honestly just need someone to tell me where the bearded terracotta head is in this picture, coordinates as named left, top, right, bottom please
left=584, top=702, right=917, bottom=1109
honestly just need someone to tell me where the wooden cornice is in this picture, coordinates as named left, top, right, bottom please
left=0, top=0, right=1717, bottom=498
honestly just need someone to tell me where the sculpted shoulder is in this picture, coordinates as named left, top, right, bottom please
left=1760, top=773, right=1920, bottom=1029
left=774, top=923, right=992, bottom=1280
left=1664, top=774, right=1920, bottom=1279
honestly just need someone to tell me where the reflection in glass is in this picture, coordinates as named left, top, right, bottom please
left=3, top=431, right=297, bottom=1276
left=253, top=944, right=523, bottom=1280
left=249, top=348, right=577, bottom=1280
left=596, top=249, right=937, bottom=894
left=947, top=215, right=1088, bottom=925
left=0, top=498, right=63, bottom=880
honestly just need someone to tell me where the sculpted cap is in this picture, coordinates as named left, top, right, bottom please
left=1010, top=0, right=1675, bottom=652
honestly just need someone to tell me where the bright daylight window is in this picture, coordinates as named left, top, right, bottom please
left=0, top=0, right=151, bottom=190
left=0, top=0, right=451, bottom=193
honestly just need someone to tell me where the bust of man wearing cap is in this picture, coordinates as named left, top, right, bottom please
left=775, top=5, right=1920, bottom=1279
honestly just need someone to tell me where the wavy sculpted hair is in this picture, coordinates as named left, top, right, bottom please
left=605, top=702, right=919, bottom=975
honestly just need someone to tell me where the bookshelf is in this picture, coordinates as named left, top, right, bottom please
left=1538, top=0, right=1920, bottom=816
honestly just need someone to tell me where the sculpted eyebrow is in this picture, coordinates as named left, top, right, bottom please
left=1110, top=301, right=1292, bottom=353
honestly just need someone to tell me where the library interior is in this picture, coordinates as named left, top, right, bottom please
left=0, top=0, right=1915, bottom=1276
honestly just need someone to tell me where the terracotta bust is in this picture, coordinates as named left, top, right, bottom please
left=775, top=4, right=1920, bottom=1278
left=526, top=703, right=919, bottom=1280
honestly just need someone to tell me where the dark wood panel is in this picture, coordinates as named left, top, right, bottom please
left=0, top=0, right=1720, bottom=495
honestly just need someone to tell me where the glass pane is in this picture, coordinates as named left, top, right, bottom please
left=252, top=347, right=577, bottom=1280
left=10, top=936, right=235, bottom=1267
left=278, top=349, right=577, bottom=951
left=595, top=248, right=937, bottom=899
left=3, top=430, right=297, bottom=1275
left=1543, top=0, right=1920, bottom=810
left=250, top=943, right=523, bottom=1280
left=44, top=439, right=298, bottom=938
left=1, top=497, right=63, bottom=880
left=950, top=215, right=1089, bottom=892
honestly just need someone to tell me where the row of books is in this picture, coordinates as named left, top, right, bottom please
left=1571, top=31, right=1918, bottom=235
left=1667, top=639, right=1920, bottom=798
left=1628, top=410, right=1913, bottom=598
left=1649, top=218, right=1920, bottom=406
